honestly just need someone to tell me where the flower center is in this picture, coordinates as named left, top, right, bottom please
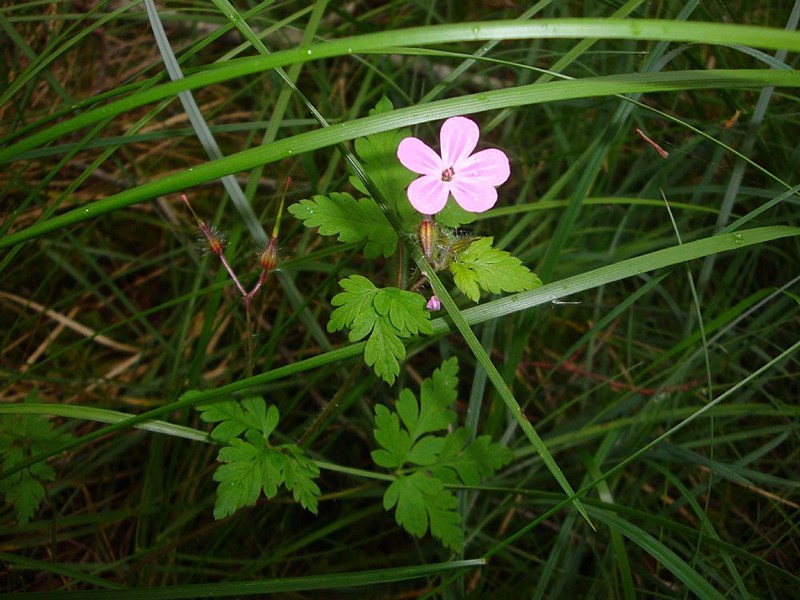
left=441, top=166, right=455, bottom=182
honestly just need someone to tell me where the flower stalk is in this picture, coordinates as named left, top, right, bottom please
left=182, top=180, right=288, bottom=376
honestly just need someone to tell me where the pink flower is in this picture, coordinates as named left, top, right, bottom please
left=426, top=294, right=441, bottom=311
left=397, top=116, right=510, bottom=215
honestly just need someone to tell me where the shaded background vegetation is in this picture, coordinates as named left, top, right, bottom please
left=1, top=0, right=799, bottom=597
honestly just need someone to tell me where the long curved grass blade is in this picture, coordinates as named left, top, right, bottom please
left=0, top=559, right=485, bottom=599
left=488, top=337, right=800, bottom=561
left=143, top=0, right=267, bottom=244
left=2, top=225, right=796, bottom=481
left=0, top=403, right=209, bottom=443
left=3, top=69, right=799, bottom=250
left=447, top=225, right=800, bottom=330
left=2, top=18, right=799, bottom=160
left=590, top=508, right=724, bottom=599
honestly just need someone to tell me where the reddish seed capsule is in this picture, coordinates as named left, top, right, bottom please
left=201, top=223, right=226, bottom=256
left=418, top=217, right=435, bottom=261
left=258, top=237, right=278, bottom=272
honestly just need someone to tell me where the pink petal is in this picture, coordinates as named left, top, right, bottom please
left=450, top=179, right=499, bottom=213
left=397, top=137, right=442, bottom=175
left=406, top=175, right=450, bottom=215
left=457, top=148, right=510, bottom=186
left=440, top=117, right=479, bottom=169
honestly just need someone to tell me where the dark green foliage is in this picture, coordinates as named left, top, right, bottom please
left=372, top=359, right=513, bottom=550
left=0, top=392, right=74, bottom=525
left=198, top=397, right=320, bottom=518
left=328, top=275, right=433, bottom=383
left=450, top=236, right=542, bottom=301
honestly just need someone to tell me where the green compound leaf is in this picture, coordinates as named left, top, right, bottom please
left=328, top=274, right=379, bottom=337
left=374, top=288, right=434, bottom=337
left=198, top=396, right=277, bottom=442
left=450, top=236, right=542, bottom=302
left=352, top=96, right=418, bottom=230
left=406, top=435, right=445, bottom=467
left=0, top=394, right=74, bottom=524
left=397, top=357, right=458, bottom=442
left=384, top=471, right=463, bottom=552
left=431, top=429, right=515, bottom=486
left=280, top=445, right=321, bottom=514
left=1, top=467, right=47, bottom=525
left=372, top=358, right=512, bottom=550
left=372, top=404, right=412, bottom=469
left=213, top=438, right=283, bottom=519
left=364, top=317, right=406, bottom=384
left=287, top=192, right=397, bottom=258
left=435, top=198, right=478, bottom=228
left=198, top=399, right=320, bottom=519
left=243, top=398, right=279, bottom=439
left=328, top=275, right=432, bottom=384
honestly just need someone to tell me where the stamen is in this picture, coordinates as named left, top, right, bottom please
left=441, top=166, right=455, bottom=182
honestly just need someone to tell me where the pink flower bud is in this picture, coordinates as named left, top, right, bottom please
left=426, top=295, right=441, bottom=311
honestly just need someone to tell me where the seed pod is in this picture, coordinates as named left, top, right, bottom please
left=258, top=237, right=278, bottom=272
left=202, top=224, right=226, bottom=257
left=418, top=217, right=435, bottom=261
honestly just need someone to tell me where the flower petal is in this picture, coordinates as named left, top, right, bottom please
left=406, top=175, right=450, bottom=215
left=397, top=137, right=442, bottom=175
left=457, top=148, right=510, bottom=186
left=450, top=179, right=498, bottom=213
left=440, top=117, right=479, bottom=169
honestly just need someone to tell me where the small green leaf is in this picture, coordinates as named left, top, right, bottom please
left=364, top=318, right=406, bottom=385
left=384, top=472, right=463, bottom=551
left=281, top=445, right=322, bottom=514
left=1, top=470, right=46, bottom=525
left=328, top=276, right=432, bottom=384
left=406, top=435, right=445, bottom=467
left=199, top=397, right=274, bottom=441
left=372, top=404, right=412, bottom=469
left=198, top=397, right=320, bottom=519
left=374, top=288, right=434, bottom=336
left=432, top=430, right=515, bottom=486
left=370, top=358, right=515, bottom=550
left=436, top=198, right=477, bottom=228
left=413, top=358, right=459, bottom=439
left=354, top=96, right=417, bottom=227
left=212, top=439, right=270, bottom=519
left=0, top=397, right=73, bottom=524
left=328, top=275, right=379, bottom=335
left=242, top=398, right=279, bottom=439
left=449, top=237, right=542, bottom=302
left=287, top=192, right=397, bottom=258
